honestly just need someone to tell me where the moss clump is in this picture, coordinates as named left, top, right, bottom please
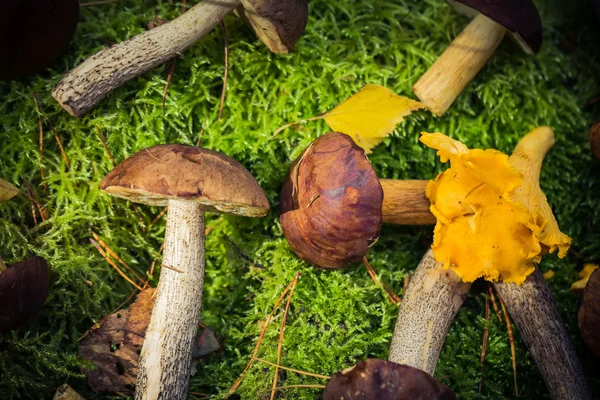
left=1, top=0, right=599, bottom=398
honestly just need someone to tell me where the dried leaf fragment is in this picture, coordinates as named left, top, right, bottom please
left=323, top=84, right=424, bottom=153
left=53, top=384, right=86, bottom=400
left=0, top=179, right=18, bottom=202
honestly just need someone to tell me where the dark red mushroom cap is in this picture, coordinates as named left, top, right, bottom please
left=323, top=359, right=456, bottom=400
left=578, top=268, right=600, bottom=357
left=0, top=256, right=50, bottom=332
left=280, top=132, right=383, bottom=269
left=448, top=0, right=542, bottom=54
left=0, top=0, right=80, bottom=80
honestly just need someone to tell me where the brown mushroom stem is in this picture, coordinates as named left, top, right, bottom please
left=135, top=200, right=206, bottom=400
left=494, top=268, right=591, bottom=400
left=412, top=13, right=506, bottom=116
left=388, top=250, right=471, bottom=375
left=52, top=0, right=241, bottom=117
left=380, top=179, right=434, bottom=225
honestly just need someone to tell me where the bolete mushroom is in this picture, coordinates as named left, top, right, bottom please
left=412, top=0, right=542, bottom=116
left=52, top=0, right=308, bottom=117
left=99, top=144, right=269, bottom=400
left=323, top=359, right=456, bottom=400
left=0, top=256, right=50, bottom=332
left=578, top=267, right=600, bottom=357
left=279, top=132, right=434, bottom=269
left=0, top=0, right=79, bottom=80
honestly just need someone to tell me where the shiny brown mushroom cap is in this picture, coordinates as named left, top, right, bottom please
left=239, top=0, right=308, bottom=54
left=0, top=0, right=80, bottom=80
left=323, top=359, right=456, bottom=400
left=578, top=268, right=600, bottom=357
left=280, top=132, right=383, bottom=269
left=0, top=256, right=50, bottom=332
left=448, top=0, right=542, bottom=54
left=99, top=144, right=270, bottom=217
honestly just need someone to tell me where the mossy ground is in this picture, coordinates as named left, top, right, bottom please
left=1, top=0, right=600, bottom=398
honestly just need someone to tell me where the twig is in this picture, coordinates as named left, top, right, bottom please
left=217, top=21, right=229, bottom=120
left=162, top=59, right=177, bottom=115
left=228, top=278, right=297, bottom=394
left=487, top=284, right=502, bottom=322
left=363, top=257, right=401, bottom=305
left=478, top=291, right=491, bottom=393
left=498, top=291, right=518, bottom=397
left=92, top=232, right=144, bottom=282
left=148, top=206, right=168, bottom=229
left=96, top=126, right=116, bottom=166
left=272, top=115, right=324, bottom=137
left=77, top=288, right=139, bottom=341
left=255, top=358, right=330, bottom=380
left=23, top=179, right=47, bottom=222
left=32, top=94, right=49, bottom=196
left=271, top=272, right=301, bottom=400
left=195, top=123, right=205, bottom=147
left=90, top=238, right=144, bottom=291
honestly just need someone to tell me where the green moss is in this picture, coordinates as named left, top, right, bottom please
left=1, top=0, right=599, bottom=398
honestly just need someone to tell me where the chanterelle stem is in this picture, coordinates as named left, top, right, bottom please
left=388, top=250, right=471, bottom=375
left=52, top=0, right=241, bottom=117
left=135, top=200, right=206, bottom=400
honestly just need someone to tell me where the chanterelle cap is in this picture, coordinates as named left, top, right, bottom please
left=448, top=0, right=542, bottom=54
left=240, top=0, right=309, bottom=54
left=323, top=359, right=456, bottom=400
left=100, top=144, right=270, bottom=217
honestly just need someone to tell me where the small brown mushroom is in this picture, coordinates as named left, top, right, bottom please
left=412, top=0, right=542, bottom=116
left=323, top=359, right=456, bottom=400
left=0, top=0, right=79, bottom=80
left=100, top=144, right=269, bottom=400
left=0, top=256, right=50, bottom=332
left=52, top=0, right=308, bottom=117
left=578, top=268, right=600, bottom=357
left=280, top=132, right=433, bottom=269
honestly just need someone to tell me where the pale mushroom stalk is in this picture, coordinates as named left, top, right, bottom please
left=100, top=144, right=269, bottom=400
left=135, top=200, right=206, bottom=400
left=492, top=127, right=591, bottom=400
left=380, top=179, right=434, bottom=225
left=52, top=0, right=308, bottom=117
left=388, top=250, right=471, bottom=375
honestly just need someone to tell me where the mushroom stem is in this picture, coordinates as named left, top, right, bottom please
left=494, top=268, right=591, bottom=400
left=388, top=250, right=471, bottom=375
left=135, top=199, right=206, bottom=400
left=412, top=13, right=506, bottom=116
left=380, top=179, right=434, bottom=225
left=52, top=0, right=241, bottom=117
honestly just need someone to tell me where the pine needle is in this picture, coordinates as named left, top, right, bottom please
left=95, top=126, right=115, bottom=166
left=91, top=232, right=144, bottom=282
left=32, top=94, right=49, bottom=197
left=90, top=238, right=143, bottom=291
left=255, top=358, right=330, bottom=380
left=479, top=289, right=491, bottom=393
left=363, top=257, right=401, bottom=305
left=272, top=115, right=324, bottom=137
left=32, top=93, right=70, bottom=171
left=217, top=21, right=229, bottom=120
left=270, top=272, right=301, bottom=400
left=488, top=284, right=503, bottom=322
left=498, top=291, right=518, bottom=397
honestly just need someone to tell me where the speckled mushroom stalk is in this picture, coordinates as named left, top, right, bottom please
left=412, top=0, right=542, bottom=116
left=100, top=144, right=269, bottom=400
left=52, top=0, right=308, bottom=117
left=493, top=129, right=591, bottom=400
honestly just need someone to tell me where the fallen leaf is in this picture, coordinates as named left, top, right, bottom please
left=323, top=84, right=424, bottom=153
left=0, top=179, right=18, bottom=202
left=80, top=288, right=220, bottom=393
left=543, top=270, right=555, bottom=280
left=53, top=384, right=86, bottom=400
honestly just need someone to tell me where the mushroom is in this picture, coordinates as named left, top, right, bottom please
left=412, top=0, right=542, bottom=116
left=0, top=256, right=50, bottom=332
left=323, top=359, right=456, bottom=400
left=279, top=132, right=469, bottom=375
left=52, top=0, right=308, bottom=117
left=578, top=268, right=600, bottom=357
left=0, top=0, right=79, bottom=80
left=589, top=121, right=600, bottom=160
left=99, top=144, right=269, bottom=400
left=280, top=132, right=434, bottom=269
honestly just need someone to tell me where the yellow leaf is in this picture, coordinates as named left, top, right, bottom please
left=571, top=264, right=598, bottom=294
left=323, top=84, right=424, bottom=153
left=0, top=179, right=18, bottom=202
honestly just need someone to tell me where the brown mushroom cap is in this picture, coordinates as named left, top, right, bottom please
left=578, top=268, right=600, bottom=357
left=239, top=0, right=308, bottom=54
left=0, top=0, right=79, bottom=80
left=99, top=144, right=269, bottom=217
left=323, top=359, right=456, bottom=400
left=447, top=0, right=542, bottom=54
left=280, top=132, right=383, bottom=269
left=0, top=256, right=50, bottom=332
